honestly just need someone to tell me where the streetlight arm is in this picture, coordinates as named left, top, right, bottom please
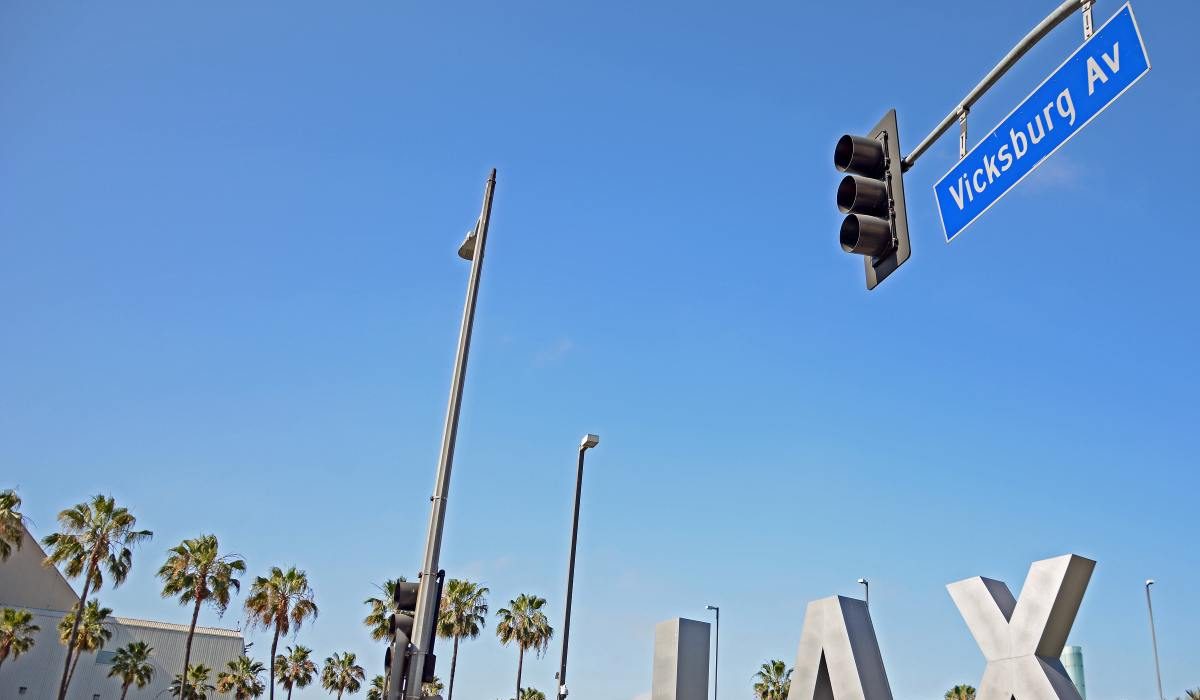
left=902, top=0, right=1093, bottom=169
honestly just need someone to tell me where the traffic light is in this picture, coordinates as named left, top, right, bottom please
left=835, top=109, right=910, bottom=290
left=385, top=580, right=419, bottom=700
left=385, top=572, right=446, bottom=700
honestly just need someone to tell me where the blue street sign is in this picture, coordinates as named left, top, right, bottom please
left=935, top=3, right=1150, bottom=242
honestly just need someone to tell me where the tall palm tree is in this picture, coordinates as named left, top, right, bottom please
left=437, top=579, right=489, bottom=700
left=363, top=578, right=407, bottom=642
left=1184, top=690, right=1200, bottom=700
left=422, top=674, right=444, bottom=697
left=171, top=663, right=216, bottom=700
left=58, top=599, right=114, bottom=685
left=217, top=655, right=267, bottom=699
left=366, top=675, right=386, bottom=700
left=244, top=567, right=319, bottom=700
left=0, top=607, right=40, bottom=672
left=0, top=489, right=25, bottom=561
left=517, top=688, right=545, bottom=700
left=42, top=494, right=152, bottom=700
left=495, top=594, right=554, bottom=700
left=158, top=534, right=246, bottom=699
left=274, top=644, right=318, bottom=700
left=321, top=651, right=366, bottom=700
left=108, top=641, right=155, bottom=700
left=945, top=685, right=976, bottom=700
left=752, top=659, right=792, bottom=700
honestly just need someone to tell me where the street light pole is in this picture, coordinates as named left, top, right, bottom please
left=401, top=169, right=497, bottom=700
left=705, top=605, right=719, bottom=700
left=858, top=578, right=869, bottom=608
left=1146, top=579, right=1164, bottom=700
left=557, top=434, right=600, bottom=700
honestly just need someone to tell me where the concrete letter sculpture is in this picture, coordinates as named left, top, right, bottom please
left=947, top=554, right=1095, bottom=700
left=788, top=596, right=893, bottom=700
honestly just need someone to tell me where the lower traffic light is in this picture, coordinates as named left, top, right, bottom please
left=834, top=109, right=910, bottom=290
left=385, top=580, right=420, bottom=700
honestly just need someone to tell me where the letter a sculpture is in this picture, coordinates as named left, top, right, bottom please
left=788, top=596, right=893, bottom=700
left=948, top=554, right=1095, bottom=700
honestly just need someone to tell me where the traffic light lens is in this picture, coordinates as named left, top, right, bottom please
left=840, top=214, right=894, bottom=257
left=835, top=135, right=886, bottom=178
left=837, top=175, right=890, bottom=217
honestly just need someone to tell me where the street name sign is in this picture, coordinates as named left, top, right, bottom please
left=935, top=3, right=1150, bottom=242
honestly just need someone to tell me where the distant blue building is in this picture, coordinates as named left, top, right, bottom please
left=1061, top=645, right=1086, bottom=699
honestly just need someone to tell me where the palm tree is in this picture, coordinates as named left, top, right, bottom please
left=516, top=689, right=545, bottom=700
left=1186, top=690, right=1200, bottom=700
left=275, top=644, right=318, bottom=700
left=945, top=685, right=976, bottom=700
left=217, top=655, right=267, bottom=699
left=366, top=675, right=386, bottom=700
left=422, top=674, right=444, bottom=697
left=158, top=534, right=246, bottom=699
left=42, top=494, right=152, bottom=700
left=752, top=659, right=792, bottom=700
left=364, top=578, right=408, bottom=642
left=321, top=651, right=366, bottom=700
left=495, top=594, right=554, bottom=700
left=108, top=641, right=155, bottom=700
left=58, top=599, right=114, bottom=685
left=0, top=607, right=40, bottom=672
left=0, top=489, right=25, bottom=561
left=244, top=567, right=319, bottom=700
left=437, top=579, right=489, bottom=700
left=171, top=663, right=216, bottom=700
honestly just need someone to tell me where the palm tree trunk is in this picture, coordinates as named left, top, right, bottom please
left=180, top=594, right=203, bottom=700
left=515, top=646, right=525, bottom=700
left=120, top=683, right=131, bottom=700
left=287, top=686, right=294, bottom=700
left=57, top=559, right=96, bottom=700
left=268, top=626, right=281, bottom=700
left=67, top=647, right=82, bottom=687
left=448, top=636, right=460, bottom=700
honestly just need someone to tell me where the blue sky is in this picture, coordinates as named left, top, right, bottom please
left=1, top=1, right=1197, bottom=700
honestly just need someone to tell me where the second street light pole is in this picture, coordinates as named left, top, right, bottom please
left=705, top=605, right=719, bottom=700
left=401, top=169, right=497, bottom=700
left=700, top=605, right=720, bottom=700
left=557, top=433, right=600, bottom=700
left=1146, top=579, right=1165, bottom=700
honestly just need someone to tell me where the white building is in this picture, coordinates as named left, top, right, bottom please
left=0, top=526, right=244, bottom=699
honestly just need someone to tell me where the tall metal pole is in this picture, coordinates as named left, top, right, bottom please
left=402, top=169, right=497, bottom=700
left=1146, top=580, right=1164, bottom=700
left=706, top=605, right=719, bottom=700
left=557, top=436, right=597, bottom=700
left=859, top=578, right=869, bottom=608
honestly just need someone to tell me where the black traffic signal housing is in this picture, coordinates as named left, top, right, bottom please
left=384, top=572, right=446, bottom=700
left=835, top=109, right=910, bottom=289
left=385, top=580, right=420, bottom=700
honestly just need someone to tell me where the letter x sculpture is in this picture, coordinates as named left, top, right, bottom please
left=948, top=554, right=1095, bottom=700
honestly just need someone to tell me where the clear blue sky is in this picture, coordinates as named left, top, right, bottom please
left=2, top=1, right=1196, bottom=699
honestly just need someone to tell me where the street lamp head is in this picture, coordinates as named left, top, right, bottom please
left=858, top=578, right=868, bottom=585
left=580, top=433, right=600, bottom=450
left=458, top=227, right=478, bottom=260
left=705, top=604, right=718, bottom=611
left=1146, top=579, right=1155, bottom=587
